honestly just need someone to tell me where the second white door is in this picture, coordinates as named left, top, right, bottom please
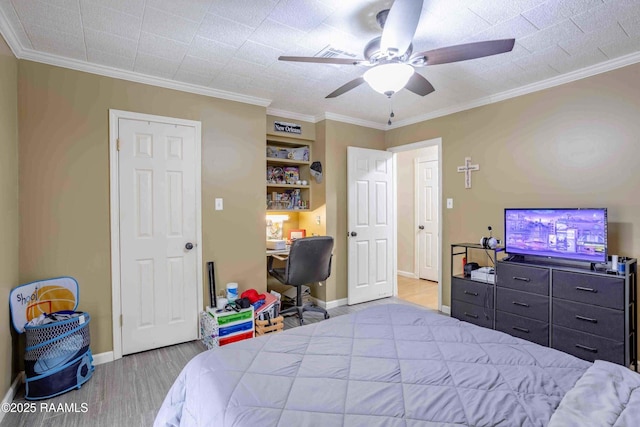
left=347, top=147, right=395, bottom=305
left=118, top=117, right=199, bottom=355
left=416, top=158, right=438, bottom=281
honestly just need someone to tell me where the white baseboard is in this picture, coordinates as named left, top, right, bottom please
left=92, top=351, right=114, bottom=365
left=397, top=270, right=418, bottom=279
left=310, top=297, right=348, bottom=310
left=0, top=371, right=25, bottom=423
left=440, top=305, right=451, bottom=315
left=325, top=298, right=348, bottom=309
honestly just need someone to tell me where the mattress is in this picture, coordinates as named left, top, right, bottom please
left=155, top=303, right=593, bottom=427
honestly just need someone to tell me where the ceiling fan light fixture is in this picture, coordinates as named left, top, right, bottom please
left=363, top=63, right=414, bottom=96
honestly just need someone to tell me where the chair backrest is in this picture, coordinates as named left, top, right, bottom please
left=284, top=236, right=334, bottom=286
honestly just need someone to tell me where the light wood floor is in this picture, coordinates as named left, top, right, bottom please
left=397, top=275, right=439, bottom=310
left=2, top=296, right=429, bottom=427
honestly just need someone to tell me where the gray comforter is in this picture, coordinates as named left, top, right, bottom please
left=155, top=303, right=592, bottom=427
left=549, top=360, right=640, bottom=426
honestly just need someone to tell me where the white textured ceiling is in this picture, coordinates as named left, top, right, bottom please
left=1, top=0, right=639, bottom=128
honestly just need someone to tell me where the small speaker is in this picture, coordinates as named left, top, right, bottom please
left=464, top=262, right=480, bottom=277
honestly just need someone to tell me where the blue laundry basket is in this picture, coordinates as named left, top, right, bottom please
left=24, top=311, right=94, bottom=400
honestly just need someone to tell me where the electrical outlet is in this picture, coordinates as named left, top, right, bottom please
left=215, top=198, right=223, bottom=210
left=446, top=198, right=453, bottom=209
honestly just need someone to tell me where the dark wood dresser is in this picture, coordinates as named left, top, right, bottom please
left=451, top=243, right=637, bottom=369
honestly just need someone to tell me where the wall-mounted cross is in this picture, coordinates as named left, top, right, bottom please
left=457, top=157, right=479, bottom=189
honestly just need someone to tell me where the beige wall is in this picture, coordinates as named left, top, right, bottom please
left=386, top=63, right=640, bottom=308
left=18, top=61, right=267, bottom=355
left=396, top=146, right=438, bottom=275
left=324, top=120, right=386, bottom=301
left=0, top=35, right=19, bottom=393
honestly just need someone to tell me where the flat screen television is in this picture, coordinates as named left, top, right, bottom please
left=504, top=208, right=607, bottom=263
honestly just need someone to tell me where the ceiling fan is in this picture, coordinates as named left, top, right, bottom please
left=278, top=0, right=515, bottom=99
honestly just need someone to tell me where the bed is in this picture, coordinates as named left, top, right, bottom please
left=155, top=304, right=640, bottom=427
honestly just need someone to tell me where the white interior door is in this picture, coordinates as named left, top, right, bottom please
left=118, top=118, right=199, bottom=355
left=416, top=159, right=439, bottom=281
left=347, top=147, right=395, bottom=305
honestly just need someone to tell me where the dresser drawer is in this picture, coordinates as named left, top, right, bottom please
left=552, top=270, right=624, bottom=310
left=552, top=326, right=624, bottom=365
left=496, top=287, right=549, bottom=322
left=496, top=262, right=549, bottom=295
left=553, top=299, right=623, bottom=341
left=495, top=311, right=549, bottom=346
left=451, top=277, right=493, bottom=307
left=451, top=300, right=493, bottom=330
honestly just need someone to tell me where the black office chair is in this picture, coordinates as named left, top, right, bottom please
left=268, top=236, right=334, bottom=325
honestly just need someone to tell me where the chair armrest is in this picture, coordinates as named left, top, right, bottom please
left=267, top=254, right=289, bottom=276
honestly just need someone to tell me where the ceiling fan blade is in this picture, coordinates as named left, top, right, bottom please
left=380, top=0, right=424, bottom=56
left=412, top=39, right=516, bottom=66
left=326, top=77, right=365, bottom=98
left=404, top=73, right=435, bottom=96
left=279, top=56, right=363, bottom=65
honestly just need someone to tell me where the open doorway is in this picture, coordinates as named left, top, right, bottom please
left=389, top=138, right=442, bottom=312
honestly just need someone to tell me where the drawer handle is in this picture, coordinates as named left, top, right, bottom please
left=575, top=315, right=598, bottom=323
left=512, top=326, right=530, bottom=333
left=464, top=291, right=479, bottom=296
left=464, top=312, right=479, bottom=319
left=575, top=344, right=598, bottom=353
left=576, top=286, right=597, bottom=293
left=513, top=276, right=530, bottom=282
left=512, top=301, right=530, bottom=308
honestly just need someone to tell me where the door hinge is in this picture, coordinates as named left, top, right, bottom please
left=120, top=314, right=123, bottom=327
left=116, top=138, right=121, bottom=151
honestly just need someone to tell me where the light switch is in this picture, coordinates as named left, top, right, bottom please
left=316, top=215, right=321, bottom=225
left=215, top=198, right=223, bottom=210
left=446, top=198, right=453, bottom=209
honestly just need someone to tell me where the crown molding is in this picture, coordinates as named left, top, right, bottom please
left=0, top=2, right=273, bottom=110
left=322, top=112, right=387, bottom=130
left=266, top=108, right=317, bottom=124
left=390, top=50, right=640, bottom=129
left=17, top=48, right=272, bottom=107
left=4, top=3, right=640, bottom=132
left=0, top=5, right=25, bottom=58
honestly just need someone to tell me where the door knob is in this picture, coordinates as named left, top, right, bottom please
left=418, top=225, right=425, bottom=230
left=350, top=232, right=357, bottom=237
left=185, top=242, right=194, bottom=250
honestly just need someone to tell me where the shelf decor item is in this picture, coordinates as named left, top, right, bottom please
left=266, top=136, right=312, bottom=211
left=288, top=146, right=309, bottom=161
left=288, top=229, right=306, bottom=241
left=267, top=166, right=285, bottom=184
left=284, top=166, right=299, bottom=184
left=266, top=146, right=289, bottom=159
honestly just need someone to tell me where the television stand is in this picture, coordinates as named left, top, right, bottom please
left=503, top=254, right=524, bottom=262
left=493, top=257, right=637, bottom=369
left=454, top=244, right=637, bottom=369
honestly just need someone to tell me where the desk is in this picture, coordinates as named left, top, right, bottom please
left=266, top=247, right=290, bottom=256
